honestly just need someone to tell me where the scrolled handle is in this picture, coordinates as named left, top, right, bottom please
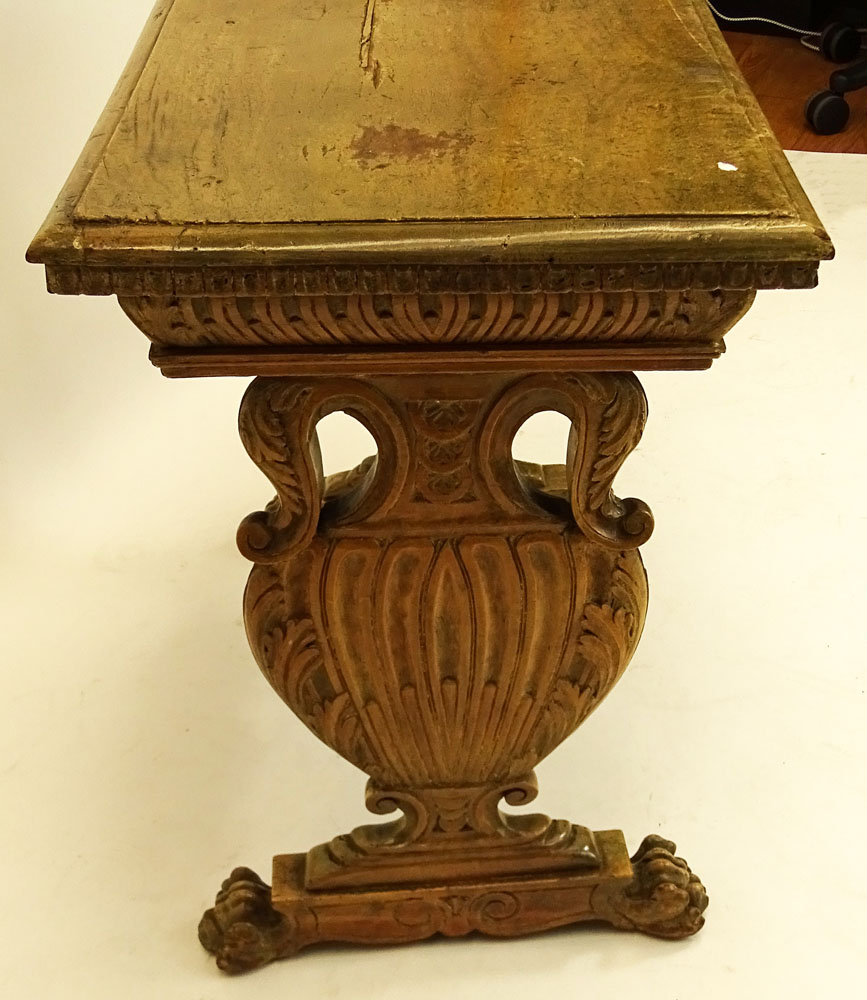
left=479, top=373, right=653, bottom=549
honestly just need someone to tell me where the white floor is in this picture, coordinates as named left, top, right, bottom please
left=2, top=4, right=866, bottom=997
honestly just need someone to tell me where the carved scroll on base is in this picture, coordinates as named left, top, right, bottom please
left=199, top=367, right=707, bottom=971
left=199, top=834, right=708, bottom=973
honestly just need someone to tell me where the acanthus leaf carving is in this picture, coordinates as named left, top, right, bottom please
left=236, top=377, right=410, bottom=562
left=565, top=374, right=654, bottom=548
left=121, top=288, right=753, bottom=348
left=237, top=381, right=321, bottom=563
left=529, top=551, right=647, bottom=763
left=255, top=601, right=378, bottom=778
left=411, top=398, right=482, bottom=504
left=479, top=373, right=653, bottom=547
left=197, top=364, right=711, bottom=970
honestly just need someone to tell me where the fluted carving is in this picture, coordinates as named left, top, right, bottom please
left=203, top=367, right=705, bottom=969
left=238, top=371, right=649, bottom=862
left=243, top=428, right=649, bottom=784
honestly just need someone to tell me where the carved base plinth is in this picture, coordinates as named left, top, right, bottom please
left=199, top=834, right=707, bottom=973
left=303, top=776, right=603, bottom=890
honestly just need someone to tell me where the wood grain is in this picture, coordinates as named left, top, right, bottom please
left=194, top=369, right=707, bottom=969
left=120, top=287, right=752, bottom=347
left=128, top=284, right=754, bottom=377
left=73, top=0, right=798, bottom=222
left=28, top=0, right=832, bottom=274
left=199, top=834, right=707, bottom=970
left=26, top=0, right=834, bottom=975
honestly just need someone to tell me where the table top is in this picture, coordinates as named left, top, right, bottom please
left=29, top=0, right=831, bottom=284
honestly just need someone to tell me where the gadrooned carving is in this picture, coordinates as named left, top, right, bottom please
left=119, top=287, right=753, bottom=349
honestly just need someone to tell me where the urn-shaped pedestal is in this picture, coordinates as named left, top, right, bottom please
left=236, top=371, right=652, bottom=885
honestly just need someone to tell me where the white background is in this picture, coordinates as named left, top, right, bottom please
left=2, top=2, right=866, bottom=997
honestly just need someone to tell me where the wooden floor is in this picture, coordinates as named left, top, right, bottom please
left=724, top=30, right=867, bottom=153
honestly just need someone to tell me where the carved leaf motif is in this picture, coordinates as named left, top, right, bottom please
left=412, top=399, right=482, bottom=503
left=563, top=374, right=654, bottom=548
left=309, top=693, right=372, bottom=772
left=589, top=384, right=642, bottom=513
left=275, top=619, right=321, bottom=702
left=424, top=439, right=466, bottom=468
left=122, top=285, right=757, bottom=350
left=533, top=679, right=596, bottom=759
left=419, top=400, right=475, bottom=431
left=263, top=615, right=376, bottom=775
left=237, top=382, right=321, bottom=562
left=239, top=385, right=313, bottom=517
left=530, top=551, right=646, bottom=761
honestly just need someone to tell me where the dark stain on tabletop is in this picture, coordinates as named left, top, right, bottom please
left=351, top=124, right=475, bottom=166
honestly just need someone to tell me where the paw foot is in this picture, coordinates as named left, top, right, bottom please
left=596, top=835, right=708, bottom=940
left=199, top=867, right=297, bottom=973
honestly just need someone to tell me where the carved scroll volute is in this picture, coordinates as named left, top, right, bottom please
left=480, top=374, right=653, bottom=549
left=564, top=374, right=654, bottom=548
left=237, top=377, right=410, bottom=563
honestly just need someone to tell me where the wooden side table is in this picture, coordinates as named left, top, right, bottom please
left=28, top=0, right=831, bottom=974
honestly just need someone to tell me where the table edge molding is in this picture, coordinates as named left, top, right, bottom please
left=40, top=259, right=820, bottom=297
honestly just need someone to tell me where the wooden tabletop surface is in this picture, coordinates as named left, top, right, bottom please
left=29, top=0, right=831, bottom=270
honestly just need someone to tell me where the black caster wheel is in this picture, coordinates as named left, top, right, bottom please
left=819, top=22, right=862, bottom=64
left=805, top=89, right=850, bottom=134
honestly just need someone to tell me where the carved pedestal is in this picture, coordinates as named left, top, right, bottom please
left=196, top=367, right=708, bottom=970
